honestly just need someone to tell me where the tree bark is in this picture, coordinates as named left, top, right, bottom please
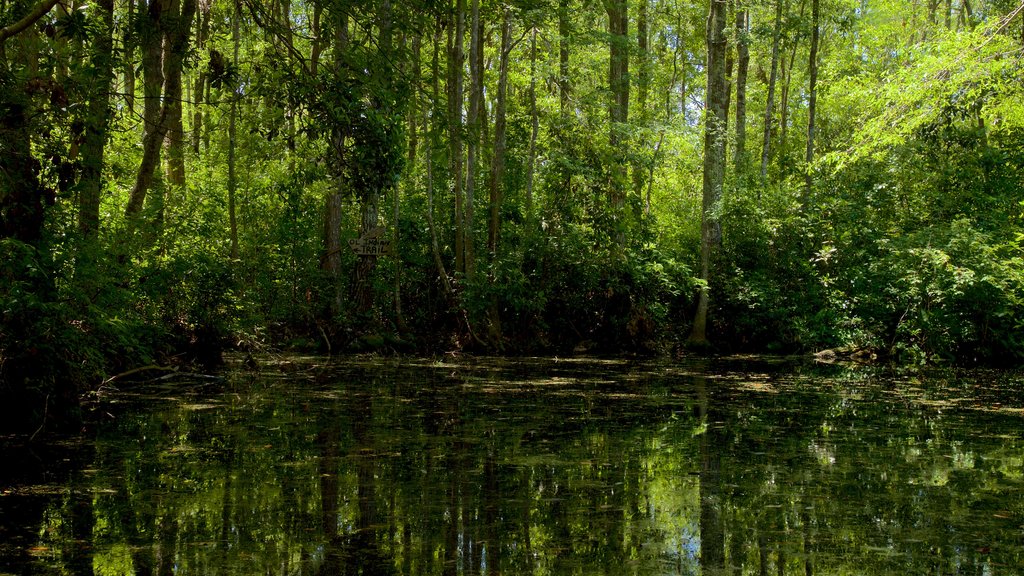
left=465, top=0, right=482, bottom=280
left=526, top=27, right=538, bottom=220
left=227, top=0, right=240, bottom=260
left=690, top=0, right=728, bottom=345
left=0, top=0, right=59, bottom=59
left=488, top=7, right=512, bottom=258
left=124, top=0, right=166, bottom=218
left=734, top=7, right=750, bottom=171
left=77, top=0, right=115, bottom=238
left=760, top=0, right=784, bottom=180
left=633, top=0, right=650, bottom=217
left=606, top=0, right=629, bottom=227
left=191, top=0, right=212, bottom=157
left=125, top=0, right=197, bottom=220
left=448, top=0, right=466, bottom=276
left=558, top=0, right=570, bottom=113
left=428, top=24, right=454, bottom=298
left=352, top=0, right=393, bottom=317
left=779, top=0, right=806, bottom=170
left=804, top=0, right=820, bottom=199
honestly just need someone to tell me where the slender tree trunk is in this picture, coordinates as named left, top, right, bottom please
left=606, top=0, right=629, bottom=231
left=526, top=27, right=538, bottom=219
left=558, top=0, right=570, bottom=113
left=77, top=0, right=114, bottom=238
left=449, top=0, right=466, bottom=276
left=408, top=34, right=421, bottom=169
left=465, top=0, right=482, bottom=280
left=489, top=8, right=512, bottom=258
left=804, top=0, right=819, bottom=200
left=724, top=2, right=733, bottom=136
left=227, top=0, right=240, bottom=260
left=164, top=0, right=192, bottom=189
left=761, top=0, right=784, bottom=180
left=191, top=1, right=211, bottom=157
left=690, top=0, right=728, bottom=345
left=125, top=0, right=197, bottom=220
left=310, top=3, right=323, bottom=76
left=632, top=0, right=650, bottom=217
left=779, top=0, right=806, bottom=169
left=322, top=10, right=348, bottom=320
left=428, top=24, right=454, bottom=298
left=734, top=7, right=749, bottom=171
left=124, top=0, right=166, bottom=218
left=123, top=0, right=140, bottom=114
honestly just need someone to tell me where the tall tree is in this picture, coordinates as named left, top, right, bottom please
left=77, top=0, right=115, bottom=238
left=0, top=0, right=60, bottom=242
left=321, top=8, right=349, bottom=319
left=804, top=0, right=820, bottom=197
left=525, top=26, right=538, bottom=219
left=227, top=0, right=240, bottom=260
left=632, top=0, right=650, bottom=215
left=690, top=0, right=728, bottom=344
left=124, top=0, right=198, bottom=220
left=488, top=6, right=513, bottom=259
left=760, top=0, right=784, bottom=179
left=352, top=0, right=397, bottom=316
left=449, top=0, right=467, bottom=276
left=465, top=0, right=482, bottom=279
left=605, top=0, right=629, bottom=226
left=558, top=0, right=570, bottom=113
left=191, top=0, right=212, bottom=157
left=734, top=4, right=749, bottom=170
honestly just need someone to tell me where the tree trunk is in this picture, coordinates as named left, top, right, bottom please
left=488, top=8, right=511, bottom=259
left=77, top=0, right=114, bottom=238
left=429, top=24, right=454, bottom=298
left=778, top=0, right=806, bottom=170
left=632, top=0, right=650, bottom=218
left=558, top=0, right=570, bottom=113
left=408, top=34, right=421, bottom=169
left=760, top=0, right=784, bottom=180
left=125, top=0, right=197, bottom=220
left=448, top=0, right=466, bottom=276
left=322, top=9, right=348, bottom=321
left=322, top=191, right=344, bottom=317
left=227, top=0, right=240, bottom=260
left=690, top=0, right=728, bottom=345
left=164, top=0, right=193, bottom=189
left=124, top=0, right=166, bottom=218
left=191, top=0, right=212, bottom=157
left=465, top=0, right=482, bottom=280
left=606, top=0, right=629, bottom=229
left=526, top=27, right=538, bottom=220
left=352, top=0, right=393, bottom=317
left=123, top=0, right=140, bottom=114
left=804, top=0, right=819, bottom=199
left=734, top=7, right=749, bottom=171
left=310, top=3, right=323, bottom=75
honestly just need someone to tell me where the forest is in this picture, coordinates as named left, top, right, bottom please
left=1, top=0, right=1023, bottom=430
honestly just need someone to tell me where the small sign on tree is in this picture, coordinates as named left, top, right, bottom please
left=348, top=226, right=393, bottom=256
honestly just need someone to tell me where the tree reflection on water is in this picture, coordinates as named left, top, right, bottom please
left=1, top=357, right=1022, bottom=575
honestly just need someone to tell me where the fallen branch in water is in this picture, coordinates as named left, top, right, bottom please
left=102, top=365, right=176, bottom=386
left=147, top=372, right=223, bottom=383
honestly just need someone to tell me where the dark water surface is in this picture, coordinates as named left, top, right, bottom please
left=2, top=356, right=1022, bottom=575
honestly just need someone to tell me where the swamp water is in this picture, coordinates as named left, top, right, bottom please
left=1, top=356, right=1022, bottom=575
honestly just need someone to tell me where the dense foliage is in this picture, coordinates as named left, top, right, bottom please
left=1, top=0, right=1023, bottom=429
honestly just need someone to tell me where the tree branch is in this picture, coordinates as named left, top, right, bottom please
left=0, top=0, right=60, bottom=51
